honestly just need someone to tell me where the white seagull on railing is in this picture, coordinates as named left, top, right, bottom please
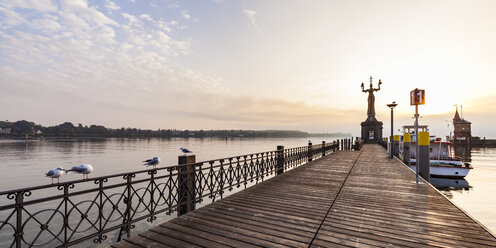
left=180, top=148, right=192, bottom=154
left=45, top=167, right=66, bottom=184
left=143, top=156, right=160, bottom=168
left=67, top=164, right=93, bottom=180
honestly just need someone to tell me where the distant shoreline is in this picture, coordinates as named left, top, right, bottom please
left=0, top=134, right=351, bottom=140
left=0, top=120, right=352, bottom=139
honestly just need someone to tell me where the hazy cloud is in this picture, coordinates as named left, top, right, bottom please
left=181, top=10, right=191, bottom=20
left=243, top=9, right=257, bottom=29
left=105, top=0, right=120, bottom=12
left=1, top=0, right=57, bottom=12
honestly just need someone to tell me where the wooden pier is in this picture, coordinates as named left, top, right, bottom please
left=113, top=144, right=496, bottom=247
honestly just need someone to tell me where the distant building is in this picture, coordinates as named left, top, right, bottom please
left=453, top=107, right=471, bottom=141
left=0, top=127, right=11, bottom=134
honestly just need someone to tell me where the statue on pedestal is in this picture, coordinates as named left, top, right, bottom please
left=361, top=76, right=382, bottom=122
left=360, top=76, right=383, bottom=142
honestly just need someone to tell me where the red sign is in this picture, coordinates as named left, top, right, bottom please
left=410, top=89, right=425, bottom=105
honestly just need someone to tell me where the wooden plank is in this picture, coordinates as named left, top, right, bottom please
left=149, top=225, right=232, bottom=248
left=111, top=240, right=145, bottom=248
left=121, top=235, right=172, bottom=248
left=177, top=213, right=305, bottom=247
left=185, top=210, right=312, bottom=246
left=168, top=217, right=288, bottom=247
left=138, top=230, right=203, bottom=248
left=159, top=221, right=257, bottom=248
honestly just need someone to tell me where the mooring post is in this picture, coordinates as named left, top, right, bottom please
left=276, top=145, right=284, bottom=175
left=308, top=141, right=313, bottom=162
left=393, top=135, right=400, bottom=157
left=322, top=141, right=326, bottom=156
left=178, top=155, right=196, bottom=216
left=403, top=133, right=411, bottom=166
left=418, top=132, right=430, bottom=182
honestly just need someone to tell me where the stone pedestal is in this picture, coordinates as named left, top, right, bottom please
left=361, top=119, right=383, bottom=143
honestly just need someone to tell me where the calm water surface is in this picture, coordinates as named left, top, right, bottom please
left=0, top=138, right=495, bottom=240
left=434, top=147, right=496, bottom=234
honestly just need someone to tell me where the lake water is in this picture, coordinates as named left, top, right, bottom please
left=0, top=137, right=495, bottom=246
left=434, top=147, right=496, bottom=234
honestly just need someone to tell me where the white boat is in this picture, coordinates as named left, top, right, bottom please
left=400, top=125, right=472, bottom=178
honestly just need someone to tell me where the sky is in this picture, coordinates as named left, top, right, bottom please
left=1, top=0, right=496, bottom=137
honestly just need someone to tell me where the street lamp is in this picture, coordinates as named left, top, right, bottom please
left=387, top=101, right=398, bottom=158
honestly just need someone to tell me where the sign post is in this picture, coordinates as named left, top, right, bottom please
left=410, top=88, right=425, bottom=184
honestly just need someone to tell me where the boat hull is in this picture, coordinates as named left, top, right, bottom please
left=408, top=164, right=471, bottom=178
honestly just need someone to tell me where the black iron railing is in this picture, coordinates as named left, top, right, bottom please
left=0, top=140, right=351, bottom=248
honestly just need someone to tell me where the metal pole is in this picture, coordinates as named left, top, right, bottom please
left=415, top=104, right=419, bottom=184
left=390, top=107, right=394, bottom=158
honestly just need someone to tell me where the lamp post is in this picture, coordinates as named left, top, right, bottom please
left=387, top=101, right=398, bottom=158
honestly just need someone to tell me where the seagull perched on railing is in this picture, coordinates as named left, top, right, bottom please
left=67, top=164, right=93, bottom=180
left=45, top=167, right=66, bottom=184
left=143, top=156, right=160, bottom=168
left=180, top=148, right=192, bottom=154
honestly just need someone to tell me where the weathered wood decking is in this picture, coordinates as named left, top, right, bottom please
left=113, top=144, right=496, bottom=247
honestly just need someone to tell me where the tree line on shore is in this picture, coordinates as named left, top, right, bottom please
left=0, top=120, right=350, bottom=138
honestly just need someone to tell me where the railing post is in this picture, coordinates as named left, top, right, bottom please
left=307, top=141, right=313, bottom=162
left=276, top=145, right=284, bottom=175
left=322, top=141, right=326, bottom=156
left=124, top=174, right=133, bottom=239
left=178, top=155, right=196, bottom=216
left=15, top=192, right=23, bottom=248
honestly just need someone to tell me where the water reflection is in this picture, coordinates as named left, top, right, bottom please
left=431, top=177, right=471, bottom=199
left=454, top=146, right=472, bottom=163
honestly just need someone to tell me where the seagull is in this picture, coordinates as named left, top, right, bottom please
left=180, top=148, right=192, bottom=154
left=45, top=167, right=65, bottom=184
left=143, top=156, right=160, bottom=169
left=67, top=164, right=93, bottom=180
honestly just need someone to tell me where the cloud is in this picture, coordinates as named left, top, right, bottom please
left=30, top=17, right=62, bottom=33
left=139, top=14, right=153, bottom=22
left=243, top=9, right=257, bottom=29
left=121, top=12, right=139, bottom=25
left=180, top=10, right=190, bottom=20
left=1, top=0, right=57, bottom=12
left=105, top=0, right=120, bottom=12
left=168, top=3, right=180, bottom=9
left=0, top=6, right=26, bottom=26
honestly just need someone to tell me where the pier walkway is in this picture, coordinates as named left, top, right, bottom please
left=113, top=144, right=496, bottom=247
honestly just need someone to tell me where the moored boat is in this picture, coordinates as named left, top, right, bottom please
left=399, top=125, right=472, bottom=178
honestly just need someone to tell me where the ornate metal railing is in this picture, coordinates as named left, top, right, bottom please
left=0, top=141, right=344, bottom=248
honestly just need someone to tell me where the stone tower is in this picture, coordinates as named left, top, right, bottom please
left=453, top=106, right=471, bottom=141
